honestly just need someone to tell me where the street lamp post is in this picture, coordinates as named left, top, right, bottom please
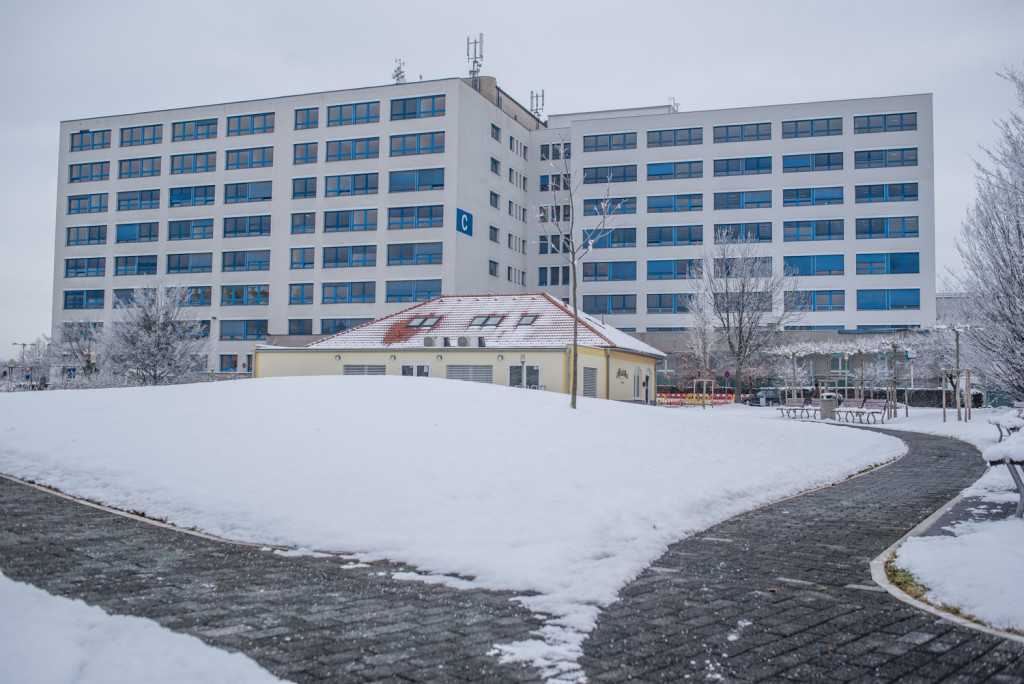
left=520, top=352, right=526, bottom=389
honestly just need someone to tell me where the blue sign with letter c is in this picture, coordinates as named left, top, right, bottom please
left=456, top=208, right=472, bottom=236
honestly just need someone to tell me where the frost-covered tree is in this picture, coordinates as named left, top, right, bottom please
left=956, top=67, right=1024, bottom=398
left=102, top=282, right=209, bottom=385
left=49, top=320, right=103, bottom=382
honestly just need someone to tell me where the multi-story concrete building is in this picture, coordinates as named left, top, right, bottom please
left=53, top=76, right=933, bottom=372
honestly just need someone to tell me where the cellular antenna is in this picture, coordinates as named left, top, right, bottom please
left=530, top=90, right=545, bottom=118
left=467, top=33, right=484, bottom=90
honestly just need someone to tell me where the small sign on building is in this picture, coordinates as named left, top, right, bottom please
left=456, top=208, right=473, bottom=236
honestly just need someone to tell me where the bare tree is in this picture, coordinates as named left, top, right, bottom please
left=50, top=320, right=104, bottom=383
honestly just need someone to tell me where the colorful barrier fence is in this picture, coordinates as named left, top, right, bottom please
left=656, top=393, right=750, bottom=406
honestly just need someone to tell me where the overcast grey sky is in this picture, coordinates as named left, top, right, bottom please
left=1, top=0, right=1020, bottom=355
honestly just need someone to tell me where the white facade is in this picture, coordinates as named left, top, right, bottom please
left=53, top=77, right=933, bottom=372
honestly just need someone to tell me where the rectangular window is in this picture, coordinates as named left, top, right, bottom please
left=581, top=294, right=636, bottom=315
left=120, top=124, right=162, bottom=147
left=325, top=208, right=378, bottom=232
left=172, top=119, right=217, bottom=141
left=783, top=219, right=844, bottom=242
left=390, top=95, right=446, bottom=120
left=117, top=189, right=160, bottom=211
left=582, top=165, right=637, bottom=184
left=785, top=290, right=845, bottom=311
left=714, top=222, right=772, bottom=243
left=326, top=173, right=379, bottom=196
left=227, top=113, right=274, bottom=136
left=387, top=205, right=442, bottom=230
left=323, top=281, right=376, bottom=304
left=491, top=124, right=501, bottom=141
left=114, top=255, right=157, bottom=276
left=289, top=319, right=313, bottom=335
left=70, top=129, right=110, bottom=151
left=290, top=247, right=314, bottom=269
left=647, top=293, right=693, bottom=314
left=647, top=224, right=703, bottom=246
left=289, top=283, right=314, bottom=305
left=166, top=252, right=213, bottom=273
left=782, top=117, right=842, bottom=138
left=69, top=161, right=109, bottom=183
left=854, top=148, right=918, bottom=169
left=291, top=212, right=315, bottom=234
left=222, top=250, right=270, bottom=272
left=646, top=259, right=702, bottom=280
left=489, top=260, right=498, bottom=277
left=68, top=193, right=108, bottom=214
left=386, top=242, right=443, bottom=265
left=855, top=216, right=919, bottom=239
left=856, top=252, right=920, bottom=275
left=322, top=318, right=372, bottom=334
left=324, top=245, right=377, bottom=268
left=584, top=197, right=637, bottom=215
left=713, top=156, right=772, bottom=176
left=582, top=261, right=636, bottom=281
left=713, top=122, right=770, bottom=143
left=855, top=183, right=918, bottom=203
left=489, top=191, right=500, bottom=208
left=221, top=284, right=269, bottom=306
left=489, top=225, right=499, bottom=243
left=63, top=290, right=104, bottom=309
left=219, top=319, right=268, bottom=341
left=294, top=107, right=318, bottom=130
left=292, top=177, right=318, bottom=199
left=582, top=132, right=637, bottom=152
left=582, top=227, right=636, bottom=248
left=388, top=168, right=443, bottom=192
left=224, top=215, right=271, bottom=238
left=64, top=257, right=105, bottom=277
left=712, top=190, right=770, bottom=209
left=385, top=279, right=441, bottom=302
left=224, top=181, right=272, bottom=203
left=857, top=289, right=920, bottom=310
left=714, top=256, right=772, bottom=278
left=326, top=137, right=380, bottom=161
left=783, top=254, right=844, bottom=276
left=115, top=222, right=158, bottom=243
left=169, top=152, right=214, bottom=175
left=66, top=225, right=107, bottom=245
left=168, top=185, right=214, bottom=207
left=327, top=101, right=380, bottom=126
left=782, top=186, right=843, bottom=206
left=782, top=152, right=843, bottom=173
left=854, top=112, right=917, bottom=134
left=293, top=142, right=318, bottom=164
left=184, top=286, right=211, bottom=307
left=220, top=355, right=238, bottom=372
left=225, top=147, right=273, bottom=169
left=168, top=219, right=213, bottom=241
left=647, top=160, right=702, bottom=180
left=389, top=131, right=446, bottom=156
left=647, top=127, right=702, bottom=147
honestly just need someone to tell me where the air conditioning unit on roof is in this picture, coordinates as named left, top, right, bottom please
left=423, top=336, right=437, bottom=347
left=457, top=336, right=471, bottom=347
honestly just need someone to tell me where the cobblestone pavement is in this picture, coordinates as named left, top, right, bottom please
left=581, top=427, right=1024, bottom=682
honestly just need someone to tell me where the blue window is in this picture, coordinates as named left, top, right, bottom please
left=167, top=253, right=212, bottom=273
left=170, top=152, right=214, bottom=175
left=66, top=225, right=106, bottom=245
left=391, top=95, right=446, bottom=120
left=713, top=190, right=770, bottom=209
left=221, top=284, right=269, bottom=306
left=117, top=189, right=160, bottom=211
left=646, top=259, right=702, bottom=280
left=583, top=165, right=637, bottom=184
left=647, top=127, right=702, bottom=147
left=291, top=212, right=315, bottom=234
left=327, top=137, right=380, bottom=160
left=387, top=205, right=442, bottom=230
left=785, top=290, right=845, bottom=311
left=290, top=247, right=314, bottom=269
left=856, top=252, right=919, bottom=275
left=388, top=168, right=443, bottom=192
left=582, top=261, right=636, bottom=281
left=327, top=101, right=380, bottom=126
left=219, top=319, right=268, bottom=341
left=648, top=194, right=703, bottom=213
left=172, top=119, right=217, bottom=141
left=116, top=222, right=158, bottom=243
left=540, top=174, right=570, bottom=191
left=647, top=225, right=703, bottom=246
left=647, top=161, right=702, bottom=180
left=387, top=242, right=443, bottom=265
left=63, top=290, right=104, bottom=309
left=855, top=216, right=919, bottom=239
left=220, top=355, right=238, bottom=372
left=323, top=281, right=376, bottom=304
left=713, top=122, right=770, bottom=143
left=169, top=185, right=214, bottom=207
left=782, top=117, right=842, bottom=138
left=782, top=152, right=843, bottom=173
left=70, top=129, right=110, bottom=151
left=854, top=112, right=917, bottom=134
left=227, top=113, right=274, bottom=136
left=322, top=318, right=372, bottom=334
left=584, top=197, right=637, bottom=215
left=114, top=255, right=157, bottom=275
left=69, top=161, right=109, bottom=183
left=783, top=219, right=844, bottom=242
left=583, top=132, right=637, bottom=152
left=184, top=286, right=211, bottom=306
left=714, top=222, right=772, bottom=243
left=854, top=148, right=918, bottom=169
left=224, top=215, right=271, bottom=237
left=292, top=177, right=318, bottom=199
left=168, top=219, right=213, bottom=241
left=120, top=124, right=162, bottom=147
left=582, top=294, right=636, bottom=315
left=385, top=279, right=441, bottom=302
left=64, top=257, right=105, bottom=277
left=783, top=187, right=843, bottom=206
left=582, top=227, right=636, bottom=248
left=68, top=193, right=108, bottom=214
left=289, top=284, right=313, bottom=305
left=325, top=208, right=378, bottom=232
left=222, top=250, right=270, bottom=271
left=225, top=147, right=273, bottom=169
left=713, top=157, right=771, bottom=176
left=647, top=293, right=693, bottom=314
left=324, top=245, right=377, bottom=268
left=857, top=289, right=920, bottom=310
left=714, top=257, right=772, bottom=278
left=783, top=254, right=844, bottom=276
left=293, top=142, right=318, bottom=165
left=289, top=319, right=313, bottom=335
left=294, top=108, right=318, bottom=130
left=225, top=181, right=272, bottom=203
left=855, top=183, right=918, bottom=203
left=327, top=173, right=379, bottom=196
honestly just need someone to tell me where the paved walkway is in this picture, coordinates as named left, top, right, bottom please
left=2, top=427, right=1023, bottom=682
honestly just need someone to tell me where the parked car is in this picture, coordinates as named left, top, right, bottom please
left=741, top=389, right=782, bottom=406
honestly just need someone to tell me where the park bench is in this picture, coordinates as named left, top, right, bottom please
left=842, top=398, right=888, bottom=424
left=983, top=448, right=1024, bottom=518
left=808, top=397, right=822, bottom=419
left=776, top=398, right=806, bottom=419
left=987, top=401, right=1024, bottom=442
left=838, top=397, right=865, bottom=422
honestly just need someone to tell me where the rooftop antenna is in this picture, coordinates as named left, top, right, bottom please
left=467, top=33, right=484, bottom=90
left=530, top=90, right=545, bottom=118
left=669, top=97, right=680, bottom=112
left=392, top=59, right=407, bottom=85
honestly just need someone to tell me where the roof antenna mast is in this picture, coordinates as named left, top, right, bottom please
left=530, top=90, right=545, bottom=118
left=467, top=33, right=484, bottom=91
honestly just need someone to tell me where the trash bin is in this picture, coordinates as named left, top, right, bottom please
left=819, top=396, right=838, bottom=420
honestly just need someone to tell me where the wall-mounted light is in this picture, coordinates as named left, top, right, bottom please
left=389, top=354, right=396, bottom=361
left=497, top=354, right=503, bottom=360
left=335, top=355, right=341, bottom=361
left=436, top=354, right=443, bottom=361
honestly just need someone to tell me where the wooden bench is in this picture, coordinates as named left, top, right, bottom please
left=776, top=398, right=806, bottom=419
left=987, top=401, right=1024, bottom=442
left=983, top=450, right=1024, bottom=518
left=843, top=398, right=888, bottom=424
left=808, top=397, right=822, bottom=419
left=838, top=397, right=865, bottom=422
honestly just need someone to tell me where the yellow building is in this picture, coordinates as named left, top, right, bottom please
left=254, top=293, right=665, bottom=403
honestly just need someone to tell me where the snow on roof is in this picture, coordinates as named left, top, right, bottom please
left=302, top=294, right=665, bottom=358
